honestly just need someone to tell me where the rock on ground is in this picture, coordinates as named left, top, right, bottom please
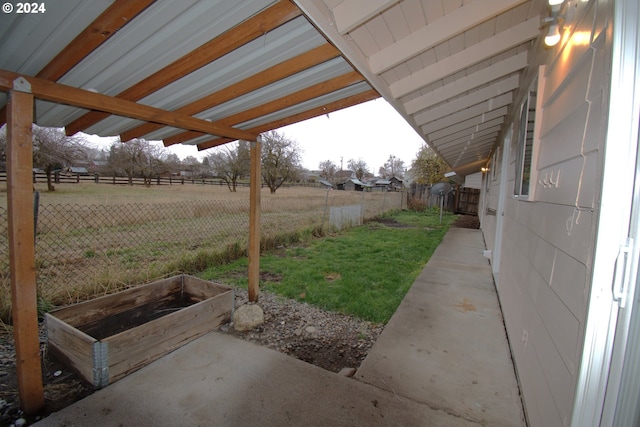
left=233, top=304, right=265, bottom=331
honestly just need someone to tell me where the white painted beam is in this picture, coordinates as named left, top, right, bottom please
left=334, top=0, right=399, bottom=34
left=422, top=95, right=512, bottom=133
left=438, top=132, right=499, bottom=156
left=432, top=123, right=502, bottom=146
left=414, top=75, right=519, bottom=125
left=369, top=0, right=528, bottom=75
left=390, top=17, right=539, bottom=98
left=454, top=150, right=493, bottom=166
left=438, top=134, right=499, bottom=154
left=404, top=51, right=527, bottom=115
left=426, top=107, right=507, bottom=140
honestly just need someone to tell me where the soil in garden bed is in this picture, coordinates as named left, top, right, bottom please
left=77, top=293, right=195, bottom=340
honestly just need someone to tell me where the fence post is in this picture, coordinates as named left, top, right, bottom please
left=321, top=187, right=330, bottom=230
left=382, top=190, right=386, bottom=214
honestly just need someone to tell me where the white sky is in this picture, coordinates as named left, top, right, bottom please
left=85, top=98, right=426, bottom=173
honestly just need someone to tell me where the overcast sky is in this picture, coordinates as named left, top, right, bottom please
left=86, top=98, right=426, bottom=173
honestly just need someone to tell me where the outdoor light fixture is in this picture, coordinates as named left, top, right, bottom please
left=481, top=167, right=490, bottom=173
left=545, top=23, right=561, bottom=46
left=542, top=0, right=565, bottom=47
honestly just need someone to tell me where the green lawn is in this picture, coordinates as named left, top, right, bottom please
left=201, top=209, right=457, bottom=323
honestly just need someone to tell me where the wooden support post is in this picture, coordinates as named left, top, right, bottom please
left=248, top=136, right=261, bottom=302
left=7, top=78, right=45, bottom=414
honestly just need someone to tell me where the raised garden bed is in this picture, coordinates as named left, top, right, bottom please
left=45, top=274, right=233, bottom=388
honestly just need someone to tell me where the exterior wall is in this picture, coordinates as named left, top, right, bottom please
left=484, top=1, right=612, bottom=426
left=464, top=172, right=483, bottom=189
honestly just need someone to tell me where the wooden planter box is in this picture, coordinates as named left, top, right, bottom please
left=45, top=274, right=233, bottom=388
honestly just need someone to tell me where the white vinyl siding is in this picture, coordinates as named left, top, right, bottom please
left=486, top=1, right=611, bottom=425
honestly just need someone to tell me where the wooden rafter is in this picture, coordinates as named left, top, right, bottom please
left=119, top=43, right=340, bottom=142
left=64, top=0, right=301, bottom=136
left=0, top=70, right=258, bottom=142
left=389, top=17, right=539, bottom=99
left=368, top=0, right=528, bottom=75
left=0, top=0, right=153, bottom=125
left=196, top=89, right=380, bottom=150
left=163, top=70, right=365, bottom=146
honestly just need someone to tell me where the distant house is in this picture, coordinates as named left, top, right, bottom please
left=389, top=176, right=403, bottom=190
left=372, top=177, right=403, bottom=191
left=88, top=160, right=108, bottom=173
left=318, top=179, right=333, bottom=189
left=66, top=166, right=89, bottom=175
left=373, top=179, right=391, bottom=191
left=337, top=178, right=369, bottom=192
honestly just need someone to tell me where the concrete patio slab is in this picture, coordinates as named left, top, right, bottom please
left=36, top=332, right=478, bottom=427
left=35, top=227, right=524, bottom=427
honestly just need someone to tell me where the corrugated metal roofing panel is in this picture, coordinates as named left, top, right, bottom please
left=86, top=15, right=328, bottom=136
left=1, top=1, right=378, bottom=153
left=35, top=0, right=278, bottom=129
left=0, top=0, right=110, bottom=75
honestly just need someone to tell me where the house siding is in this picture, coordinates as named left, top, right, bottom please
left=484, top=1, right=612, bottom=426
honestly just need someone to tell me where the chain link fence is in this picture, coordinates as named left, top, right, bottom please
left=0, top=189, right=404, bottom=320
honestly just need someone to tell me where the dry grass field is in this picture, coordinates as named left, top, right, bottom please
left=0, top=182, right=404, bottom=322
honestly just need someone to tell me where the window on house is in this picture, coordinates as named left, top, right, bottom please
left=514, top=76, right=538, bottom=198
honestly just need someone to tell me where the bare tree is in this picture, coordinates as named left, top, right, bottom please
left=138, top=141, right=168, bottom=186
left=182, top=155, right=202, bottom=178
left=318, top=159, right=337, bottom=181
left=378, top=155, right=405, bottom=179
left=107, top=139, right=167, bottom=185
left=0, top=125, right=86, bottom=191
left=260, top=131, right=302, bottom=194
left=164, top=153, right=182, bottom=175
left=347, top=158, right=369, bottom=180
left=207, top=141, right=250, bottom=192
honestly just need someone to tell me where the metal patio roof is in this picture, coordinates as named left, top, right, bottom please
left=0, top=0, right=546, bottom=178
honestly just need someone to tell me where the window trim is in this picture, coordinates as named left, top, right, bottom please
left=513, top=70, right=543, bottom=200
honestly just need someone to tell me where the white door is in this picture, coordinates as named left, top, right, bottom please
left=570, top=0, right=640, bottom=425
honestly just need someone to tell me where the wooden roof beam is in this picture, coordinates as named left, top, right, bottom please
left=196, top=89, right=380, bottom=150
left=425, top=106, right=509, bottom=139
left=334, top=0, right=399, bottom=34
left=369, top=0, right=528, bottom=75
left=64, top=0, right=301, bottom=136
left=390, top=17, right=539, bottom=98
left=163, top=70, right=364, bottom=146
left=404, top=51, right=527, bottom=115
left=414, top=75, right=519, bottom=126
left=421, top=93, right=512, bottom=133
left=430, top=120, right=504, bottom=147
left=0, top=70, right=258, bottom=141
left=0, top=0, right=153, bottom=125
left=119, top=43, right=340, bottom=141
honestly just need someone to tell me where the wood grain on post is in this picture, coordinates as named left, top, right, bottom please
left=7, top=79, right=45, bottom=414
left=248, top=138, right=261, bottom=302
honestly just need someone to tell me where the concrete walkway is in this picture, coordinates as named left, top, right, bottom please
left=36, top=228, right=525, bottom=426
left=355, top=227, right=525, bottom=426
